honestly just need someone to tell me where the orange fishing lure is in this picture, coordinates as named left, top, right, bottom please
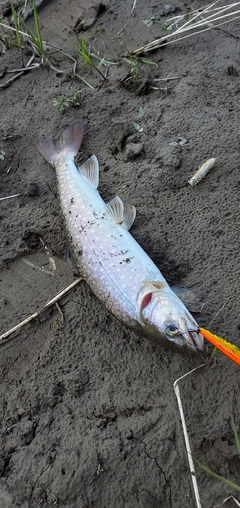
left=199, top=327, right=240, bottom=366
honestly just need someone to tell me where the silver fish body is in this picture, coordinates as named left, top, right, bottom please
left=38, top=122, right=205, bottom=355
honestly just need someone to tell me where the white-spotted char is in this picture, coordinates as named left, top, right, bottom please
left=37, top=121, right=205, bottom=355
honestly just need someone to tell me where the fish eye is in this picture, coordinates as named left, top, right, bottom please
left=166, top=324, right=179, bottom=336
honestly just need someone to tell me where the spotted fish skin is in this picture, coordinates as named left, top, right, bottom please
left=37, top=121, right=205, bottom=355
left=53, top=154, right=165, bottom=327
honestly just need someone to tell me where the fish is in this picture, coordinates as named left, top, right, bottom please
left=37, top=121, right=205, bottom=355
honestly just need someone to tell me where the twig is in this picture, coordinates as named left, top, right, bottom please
left=0, top=277, right=83, bottom=343
left=131, top=0, right=137, bottom=13
left=22, top=258, right=55, bottom=276
left=0, top=193, right=21, bottom=201
left=207, top=300, right=229, bottom=329
left=132, top=1, right=240, bottom=54
left=55, top=302, right=64, bottom=323
left=173, top=365, right=206, bottom=508
left=0, top=54, right=37, bottom=88
left=6, top=64, right=39, bottom=73
left=113, top=23, right=128, bottom=39
left=214, top=494, right=240, bottom=507
left=153, top=75, right=183, bottom=82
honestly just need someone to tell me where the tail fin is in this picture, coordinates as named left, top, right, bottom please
left=37, top=121, right=84, bottom=166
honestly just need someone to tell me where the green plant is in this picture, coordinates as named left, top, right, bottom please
left=53, top=88, right=81, bottom=112
left=10, top=0, right=22, bottom=48
left=124, top=52, right=158, bottom=80
left=75, top=37, right=107, bottom=80
left=124, top=52, right=138, bottom=79
left=23, top=0, right=45, bottom=55
left=0, top=0, right=61, bottom=73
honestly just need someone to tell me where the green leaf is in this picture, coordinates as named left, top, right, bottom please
left=139, top=57, right=158, bottom=67
left=231, top=416, right=240, bottom=456
left=193, top=456, right=240, bottom=492
left=162, top=22, right=173, bottom=31
left=33, top=0, right=44, bottom=54
left=133, top=122, right=143, bottom=133
left=10, top=0, right=21, bottom=47
left=143, top=18, right=155, bottom=28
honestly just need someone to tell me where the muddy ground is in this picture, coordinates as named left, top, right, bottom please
left=0, top=0, right=240, bottom=507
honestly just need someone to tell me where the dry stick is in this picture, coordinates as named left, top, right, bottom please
left=22, top=258, right=55, bottom=276
left=174, top=365, right=206, bottom=508
left=0, top=277, right=83, bottom=343
left=132, top=0, right=218, bottom=54
left=153, top=75, right=184, bottom=81
left=6, top=64, right=39, bottom=73
left=214, top=495, right=240, bottom=507
left=131, top=0, right=137, bottom=13
left=0, top=54, right=37, bottom=88
left=132, top=2, right=240, bottom=54
left=148, top=16, right=240, bottom=52
left=0, top=194, right=21, bottom=201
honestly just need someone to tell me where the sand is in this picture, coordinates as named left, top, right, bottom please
left=0, top=1, right=240, bottom=506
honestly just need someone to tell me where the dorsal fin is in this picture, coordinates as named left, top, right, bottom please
left=105, top=196, right=124, bottom=224
left=79, top=155, right=99, bottom=189
left=122, top=204, right=136, bottom=230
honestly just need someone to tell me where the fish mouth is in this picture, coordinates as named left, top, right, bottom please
left=179, top=316, right=205, bottom=354
left=187, top=329, right=205, bottom=353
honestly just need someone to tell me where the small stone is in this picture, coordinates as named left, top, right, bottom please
left=74, top=2, right=106, bottom=32
left=39, top=411, right=53, bottom=430
left=96, top=418, right=107, bottom=429
left=125, top=142, right=144, bottom=160
left=163, top=4, right=179, bottom=15
left=19, top=419, right=35, bottom=445
left=63, top=368, right=90, bottom=396
left=17, top=406, right=26, bottom=418
left=47, top=383, right=64, bottom=407
left=26, top=182, right=39, bottom=196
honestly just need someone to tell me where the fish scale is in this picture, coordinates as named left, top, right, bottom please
left=37, top=121, right=205, bottom=355
left=56, top=153, right=163, bottom=325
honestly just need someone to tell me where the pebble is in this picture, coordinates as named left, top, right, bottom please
left=125, top=142, right=144, bottom=160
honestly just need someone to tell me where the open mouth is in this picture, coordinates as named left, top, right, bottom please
left=188, top=329, right=204, bottom=352
left=189, top=331, right=198, bottom=351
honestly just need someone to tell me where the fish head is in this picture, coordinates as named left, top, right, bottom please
left=137, top=281, right=205, bottom=355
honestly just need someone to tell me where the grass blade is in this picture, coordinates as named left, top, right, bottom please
left=33, top=0, right=44, bottom=55
left=10, top=0, right=22, bottom=47
left=231, top=416, right=240, bottom=455
left=193, top=457, right=240, bottom=492
left=75, top=37, right=107, bottom=80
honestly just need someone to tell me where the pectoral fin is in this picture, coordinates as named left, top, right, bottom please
left=171, top=285, right=204, bottom=313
